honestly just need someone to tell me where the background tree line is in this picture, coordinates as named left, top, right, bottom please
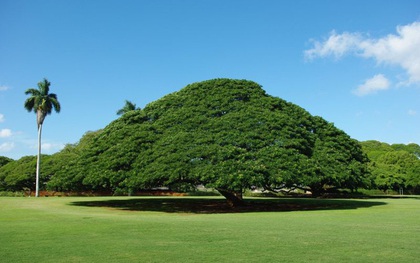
left=360, top=141, right=420, bottom=194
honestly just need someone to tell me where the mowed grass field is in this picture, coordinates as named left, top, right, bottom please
left=0, top=196, right=419, bottom=263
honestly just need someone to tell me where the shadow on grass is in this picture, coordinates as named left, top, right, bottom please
left=69, top=197, right=387, bottom=214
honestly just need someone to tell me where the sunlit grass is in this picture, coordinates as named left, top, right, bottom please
left=0, top=196, right=419, bottom=262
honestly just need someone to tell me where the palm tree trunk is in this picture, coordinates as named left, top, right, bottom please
left=35, top=124, right=42, bottom=197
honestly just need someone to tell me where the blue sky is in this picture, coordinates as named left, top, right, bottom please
left=1, top=0, right=419, bottom=159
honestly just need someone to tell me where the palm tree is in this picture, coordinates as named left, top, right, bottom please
left=117, top=100, right=140, bottom=115
left=24, top=78, right=61, bottom=197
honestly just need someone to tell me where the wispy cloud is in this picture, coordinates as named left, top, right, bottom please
left=0, top=85, right=9, bottom=91
left=408, top=109, right=417, bottom=116
left=353, top=74, right=390, bottom=96
left=28, top=142, right=65, bottom=153
left=0, top=114, right=4, bottom=123
left=0, top=142, right=14, bottom=152
left=305, top=21, right=420, bottom=87
left=0, top=128, right=12, bottom=138
left=305, top=31, right=363, bottom=60
left=41, top=142, right=65, bottom=151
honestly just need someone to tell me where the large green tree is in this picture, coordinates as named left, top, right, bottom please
left=24, top=78, right=61, bottom=197
left=49, top=79, right=368, bottom=205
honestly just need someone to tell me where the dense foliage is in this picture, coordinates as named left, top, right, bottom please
left=360, top=141, right=420, bottom=194
left=0, top=156, right=13, bottom=167
left=1, top=79, right=375, bottom=203
left=0, top=155, right=37, bottom=192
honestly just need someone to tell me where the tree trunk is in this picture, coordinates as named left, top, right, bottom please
left=217, top=188, right=244, bottom=207
left=35, top=124, right=42, bottom=197
left=37, top=109, right=46, bottom=129
left=310, top=184, right=324, bottom=198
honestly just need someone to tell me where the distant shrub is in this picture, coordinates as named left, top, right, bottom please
left=357, top=188, right=399, bottom=196
left=186, top=191, right=221, bottom=196
left=244, top=191, right=283, bottom=197
left=0, top=191, right=25, bottom=197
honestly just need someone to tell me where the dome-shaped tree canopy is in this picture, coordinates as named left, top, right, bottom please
left=50, top=79, right=369, bottom=205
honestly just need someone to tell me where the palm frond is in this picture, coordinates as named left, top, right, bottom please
left=24, top=88, right=41, bottom=96
left=49, top=96, right=61, bottom=113
left=24, top=78, right=61, bottom=116
left=48, top=93, right=58, bottom=100
left=38, top=78, right=51, bottom=95
left=117, top=100, right=139, bottom=115
left=24, top=97, right=36, bottom=112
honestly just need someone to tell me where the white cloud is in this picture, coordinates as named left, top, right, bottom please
left=305, top=31, right=362, bottom=60
left=40, top=142, right=65, bottom=152
left=0, top=129, right=12, bottom=138
left=0, top=114, right=4, bottom=123
left=41, top=143, right=54, bottom=151
left=305, top=21, right=420, bottom=86
left=0, top=85, right=9, bottom=91
left=0, top=142, right=14, bottom=152
left=353, top=74, right=390, bottom=96
left=408, top=109, right=417, bottom=116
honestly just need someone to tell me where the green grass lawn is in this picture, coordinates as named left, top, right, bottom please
left=0, top=196, right=419, bottom=262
